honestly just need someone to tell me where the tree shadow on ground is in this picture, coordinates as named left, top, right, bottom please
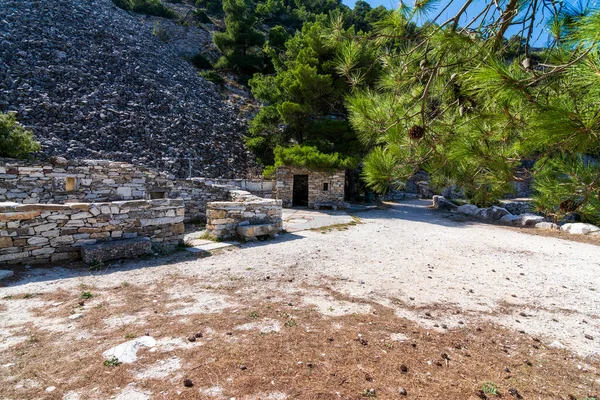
left=1, top=232, right=306, bottom=288
left=353, top=199, right=477, bottom=229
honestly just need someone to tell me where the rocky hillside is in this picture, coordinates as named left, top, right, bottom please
left=0, top=0, right=257, bottom=178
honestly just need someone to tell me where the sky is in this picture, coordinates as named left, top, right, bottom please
left=339, top=0, right=600, bottom=47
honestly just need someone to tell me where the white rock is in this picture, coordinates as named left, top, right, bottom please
left=500, top=213, right=543, bottom=226
left=114, top=388, right=151, bottom=400
left=549, top=340, right=565, bottom=349
left=456, top=204, right=479, bottom=216
left=0, top=270, right=14, bottom=280
left=62, top=391, right=81, bottom=400
left=560, top=223, right=600, bottom=235
left=390, top=333, right=409, bottom=342
left=68, top=313, right=83, bottom=320
left=535, top=222, right=559, bottom=230
left=102, top=336, right=156, bottom=364
left=46, top=386, right=56, bottom=393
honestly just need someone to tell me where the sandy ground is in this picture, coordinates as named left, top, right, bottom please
left=1, top=200, right=599, bottom=398
left=2, top=200, right=599, bottom=354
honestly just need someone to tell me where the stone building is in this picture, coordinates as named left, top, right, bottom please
left=276, top=166, right=345, bottom=209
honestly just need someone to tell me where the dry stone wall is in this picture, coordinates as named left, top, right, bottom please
left=276, top=167, right=345, bottom=209
left=0, top=199, right=184, bottom=265
left=206, top=191, right=282, bottom=239
left=0, top=158, right=241, bottom=222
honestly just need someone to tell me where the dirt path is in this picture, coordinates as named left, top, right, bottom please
left=1, top=200, right=599, bottom=399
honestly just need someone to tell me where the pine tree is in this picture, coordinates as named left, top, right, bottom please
left=213, top=0, right=265, bottom=74
left=336, top=0, right=600, bottom=218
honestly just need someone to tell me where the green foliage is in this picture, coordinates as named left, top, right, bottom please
left=113, top=0, right=176, bottom=18
left=213, top=0, right=265, bottom=75
left=481, top=381, right=499, bottom=395
left=188, top=53, right=212, bottom=69
left=103, top=357, right=122, bottom=367
left=192, top=8, right=212, bottom=23
left=248, top=13, right=379, bottom=164
left=0, top=112, right=41, bottom=158
left=196, top=0, right=223, bottom=16
left=272, top=145, right=357, bottom=170
left=339, top=0, right=600, bottom=214
left=533, top=156, right=600, bottom=225
left=199, top=70, right=225, bottom=86
left=262, top=164, right=277, bottom=179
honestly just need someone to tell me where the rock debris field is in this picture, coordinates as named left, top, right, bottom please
left=1, top=200, right=599, bottom=399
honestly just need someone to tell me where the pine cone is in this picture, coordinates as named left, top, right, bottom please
left=408, top=125, right=425, bottom=140
left=560, top=199, right=581, bottom=212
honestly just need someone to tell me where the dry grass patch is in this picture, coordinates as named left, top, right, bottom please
left=0, top=282, right=598, bottom=400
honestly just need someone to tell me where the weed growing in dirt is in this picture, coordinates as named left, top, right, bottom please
left=249, top=312, right=259, bottom=319
left=124, top=333, right=137, bottom=339
left=22, top=293, right=33, bottom=299
left=80, top=291, right=93, bottom=299
left=362, top=388, right=377, bottom=397
left=103, top=357, right=121, bottom=367
left=284, top=319, right=297, bottom=327
left=482, top=381, right=499, bottom=395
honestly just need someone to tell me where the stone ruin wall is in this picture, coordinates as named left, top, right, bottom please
left=276, top=167, right=345, bottom=209
left=0, top=158, right=275, bottom=222
left=206, top=190, right=282, bottom=239
left=0, top=199, right=184, bottom=265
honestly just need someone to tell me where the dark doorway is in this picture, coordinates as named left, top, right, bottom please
left=292, top=175, right=309, bottom=207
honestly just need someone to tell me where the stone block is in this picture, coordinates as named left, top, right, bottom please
left=139, top=216, right=184, bottom=227
left=0, top=237, right=12, bottom=249
left=0, top=270, right=14, bottom=280
left=81, top=238, right=152, bottom=264
left=32, top=247, right=55, bottom=256
left=27, top=236, right=49, bottom=246
left=71, top=212, right=93, bottom=220
left=237, top=223, right=280, bottom=238
left=50, top=236, right=74, bottom=246
left=0, top=251, right=29, bottom=263
left=172, top=223, right=185, bottom=235
left=0, top=211, right=41, bottom=221
left=34, top=223, right=58, bottom=233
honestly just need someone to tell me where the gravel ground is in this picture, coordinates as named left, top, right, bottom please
left=2, top=199, right=599, bottom=358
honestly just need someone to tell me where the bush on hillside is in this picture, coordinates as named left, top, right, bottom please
left=199, top=70, right=225, bottom=86
left=189, top=53, right=212, bottom=69
left=112, top=0, right=175, bottom=19
left=0, top=112, right=41, bottom=158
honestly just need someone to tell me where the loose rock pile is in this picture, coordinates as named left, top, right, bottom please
left=0, top=0, right=256, bottom=178
left=433, top=196, right=600, bottom=236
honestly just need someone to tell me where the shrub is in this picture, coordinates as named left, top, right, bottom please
left=188, top=53, right=212, bottom=69
left=0, top=112, right=41, bottom=158
left=272, top=145, right=358, bottom=171
left=262, top=165, right=276, bottom=179
left=199, top=70, right=225, bottom=86
left=196, top=0, right=223, bottom=15
left=112, top=0, right=176, bottom=18
left=192, top=8, right=212, bottom=23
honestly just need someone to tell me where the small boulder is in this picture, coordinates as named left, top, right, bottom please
left=0, top=270, right=15, bottom=280
left=432, top=195, right=457, bottom=211
left=476, top=206, right=511, bottom=221
left=102, top=336, right=156, bottom=364
left=500, top=213, right=544, bottom=226
left=456, top=204, right=479, bottom=216
left=560, top=223, right=600, bottom=235
left=535, top=222, right=559, bottom=230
